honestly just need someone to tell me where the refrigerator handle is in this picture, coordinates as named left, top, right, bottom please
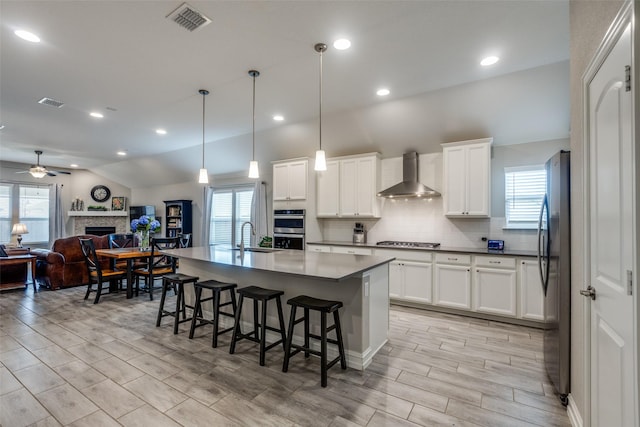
left=537, top=194, right=549, bottom=294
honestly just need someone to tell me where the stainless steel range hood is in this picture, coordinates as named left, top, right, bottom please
left=377, top=152, right=441, bottom=198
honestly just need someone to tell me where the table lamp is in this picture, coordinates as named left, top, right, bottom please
left=11, top=223, right=29, bottom=248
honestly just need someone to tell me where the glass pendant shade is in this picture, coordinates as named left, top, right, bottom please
left=198, top=168, right=209, bottom=184
left=248, top=160, right=260, bottom=178
left=314, top=150, right=327, bottom=171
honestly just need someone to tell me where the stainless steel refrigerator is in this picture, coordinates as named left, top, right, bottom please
left=537, top=150, right=571, bottom=406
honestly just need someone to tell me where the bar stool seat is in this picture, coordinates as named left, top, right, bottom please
left=188, top=279, right=238, bottom=348
left=229, top=286, right=287, bottom=366
left=282, top=295, right=347, bottom=387
left=156, top=273, right=199, bottom=334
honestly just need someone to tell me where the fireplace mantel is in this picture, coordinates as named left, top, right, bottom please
left=68, top=211, right=128, bottom=217
left=68, top=211, right=128, bottom=235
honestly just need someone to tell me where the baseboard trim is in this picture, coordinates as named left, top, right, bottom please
left=567, top=394, right=584, bottom=427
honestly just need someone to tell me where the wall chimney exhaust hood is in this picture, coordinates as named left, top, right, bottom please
left=377, top=152, right=441, bottom=198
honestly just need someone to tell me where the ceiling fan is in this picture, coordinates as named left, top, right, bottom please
left=16, top=150, right=72, bottom=178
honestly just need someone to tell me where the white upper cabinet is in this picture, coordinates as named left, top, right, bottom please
left=442, top=138, right=492, bottom=217
left=316, top=153, right=380, bottom=218
left=316, top=160, right=340, bottom=216
left=273, top=159, right=308, bottom=201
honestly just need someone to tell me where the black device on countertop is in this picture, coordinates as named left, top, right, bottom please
left=487, top=239, right=505, bottom=251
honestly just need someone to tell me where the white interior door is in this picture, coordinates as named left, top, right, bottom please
left=587, top=21, right=635, bottom=427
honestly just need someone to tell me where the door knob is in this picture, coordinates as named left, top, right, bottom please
left=580, top=285, right=596, bottom=300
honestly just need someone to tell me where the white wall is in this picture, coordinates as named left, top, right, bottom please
left=320, top=139, right=568, bottom=251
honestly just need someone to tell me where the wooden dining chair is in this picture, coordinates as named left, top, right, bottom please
left=80, top=238, right=126, bottom=304
left=133, top=237, right=179, bottom=301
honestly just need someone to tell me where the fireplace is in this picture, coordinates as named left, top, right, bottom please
left=85, top=226, right=116, bottom=236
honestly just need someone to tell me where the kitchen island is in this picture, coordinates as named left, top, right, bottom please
left=162, top=246, right=394, bottom=370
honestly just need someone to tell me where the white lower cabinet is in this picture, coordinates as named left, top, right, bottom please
left=434, top=253, right=471, bottom=309
left=389, top=260, right=432, bottom=304
left=519, top=258, right=544, bottom=321
left=473, top=267, right=517, bottom=316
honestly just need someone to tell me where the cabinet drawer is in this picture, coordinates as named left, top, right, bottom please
left=375, top=249, right=432, bottom=262
left=307, top=245, right=331, bottom=253
left=331, top=246, right=372, bottom=256
left=435, top=253, right=471, bottom=265
left=475, top=256, right=516, bottom=269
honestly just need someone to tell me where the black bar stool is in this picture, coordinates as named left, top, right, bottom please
left=282, top=295, right=347, bottom=387
left=229, top=286, right=287, bottom=366
left=188, top=279, right=238, bottom=348
left=156, top=273, right=199, bottom=334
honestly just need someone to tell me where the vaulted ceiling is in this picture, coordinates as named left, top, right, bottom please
left=1, top=1, right=569, bottom=187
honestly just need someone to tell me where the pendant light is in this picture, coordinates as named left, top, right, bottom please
left=314, top=42, right=328, bottom=171
left=198, top=89, right=210, bottom=184
left=248, top=70, right=260, bottom=179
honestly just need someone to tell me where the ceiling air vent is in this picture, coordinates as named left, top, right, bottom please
left=166, top=2, right=211, bottom=32
left=38, top=97, right=64, bottom=108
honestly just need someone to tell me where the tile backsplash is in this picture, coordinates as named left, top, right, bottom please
left=320, top=196, right=538, bottom=251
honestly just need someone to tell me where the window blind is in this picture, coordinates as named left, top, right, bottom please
left=505, top=166, right=546, bottom=229
left=209, top=186, right=254, bottom=246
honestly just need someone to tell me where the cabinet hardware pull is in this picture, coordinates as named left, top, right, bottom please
left=489, top=261, right=500, bottom=264
left=448, top=257, right=458, bottom=261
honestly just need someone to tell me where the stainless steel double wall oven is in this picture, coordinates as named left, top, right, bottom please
left=273, top=209, right=305, bottom=250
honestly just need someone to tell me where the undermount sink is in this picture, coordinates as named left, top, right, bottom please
left=230, top=247, right=283, bottom=253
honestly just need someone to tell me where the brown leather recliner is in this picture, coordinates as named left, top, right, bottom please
left=32, top=235, right=110, bottom=290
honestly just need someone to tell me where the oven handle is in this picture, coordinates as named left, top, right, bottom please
left=274, top=233, right=305, bottom=238
left=274, top=215, right=305, bottom=220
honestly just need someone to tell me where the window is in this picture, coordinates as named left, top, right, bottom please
left=209, top=186, right=254, bottom=247
left=504, top=166, right=546, bottom=229
left=0, top=183, right=50, bottom=244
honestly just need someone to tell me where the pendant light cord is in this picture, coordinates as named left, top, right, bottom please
left=318, top=47, right=323, bottom=151
left=252, top=73, right=256, bottom=160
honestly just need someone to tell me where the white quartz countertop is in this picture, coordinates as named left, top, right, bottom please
left=163, top=246, right=395, bottom=281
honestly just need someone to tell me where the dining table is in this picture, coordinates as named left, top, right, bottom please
left=95, top=247, right=152, bottom=298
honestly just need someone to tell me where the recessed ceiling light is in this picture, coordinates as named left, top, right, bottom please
left=90, top=112, right=104, bottom=118
left=376, top=88, right=390, bottom=96
left=480, top=56, right=500, bottom=66
left=15, top=30, right=40, bottom=43
left=156, top=129, right=167, bottom=135
left=0, top=125, right=5, bottom=130
left=333, top=39, right=351, bottom=50
left=116, top=151, right=127, bottom=156
left=273, top=115, right=284, bottom=121
left=70, top=164, right=78, bottom=168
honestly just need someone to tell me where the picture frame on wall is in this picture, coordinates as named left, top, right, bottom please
left=112, top=196, right=126, bottom=211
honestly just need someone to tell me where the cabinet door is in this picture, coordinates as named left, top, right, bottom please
left=339, top=159, right=358, bottom=216
left=389, top=261, right=403, bottom=299
left=519, top=259, right=544, bottom=320
left=355, top=157, right=377, bottom=217
left=473, top=267, right=517, bottom=316
left=287, top=161, right=307, bottom=200
left=434, top=264, right=471, bottom=309
left=443, top=146, right=467, bottom=215
left=465, top=143, right=491, bottom=216
left=403, top=261, right=432, bottom=304
left=273, top=163, right=290, bottom=201
left=316, top=160, right=340, bottom=217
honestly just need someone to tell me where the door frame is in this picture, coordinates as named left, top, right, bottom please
left=581, top=1, right=638, bottom=426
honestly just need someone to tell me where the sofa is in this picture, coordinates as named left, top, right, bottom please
left=32, top=234, right=110, bottom=290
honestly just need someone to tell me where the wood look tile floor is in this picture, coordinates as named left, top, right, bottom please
left=0, top=286, right=571, bottom=427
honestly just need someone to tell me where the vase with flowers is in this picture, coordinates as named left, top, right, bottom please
left=131, top=215, right=161, bottom=251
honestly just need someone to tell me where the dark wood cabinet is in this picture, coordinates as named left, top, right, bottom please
left=164, top=200, right=192, bottom=246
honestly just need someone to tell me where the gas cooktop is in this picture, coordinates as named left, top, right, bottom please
left=376, top=241, right=441, bottom=249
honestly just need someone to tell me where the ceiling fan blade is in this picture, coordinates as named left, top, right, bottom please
left=49, top=170, right=71, bottom=175
left=15, top=170, right=29, bottom=174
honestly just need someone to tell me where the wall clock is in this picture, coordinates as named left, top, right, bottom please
left=90, top=185, right=111, bottom=202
